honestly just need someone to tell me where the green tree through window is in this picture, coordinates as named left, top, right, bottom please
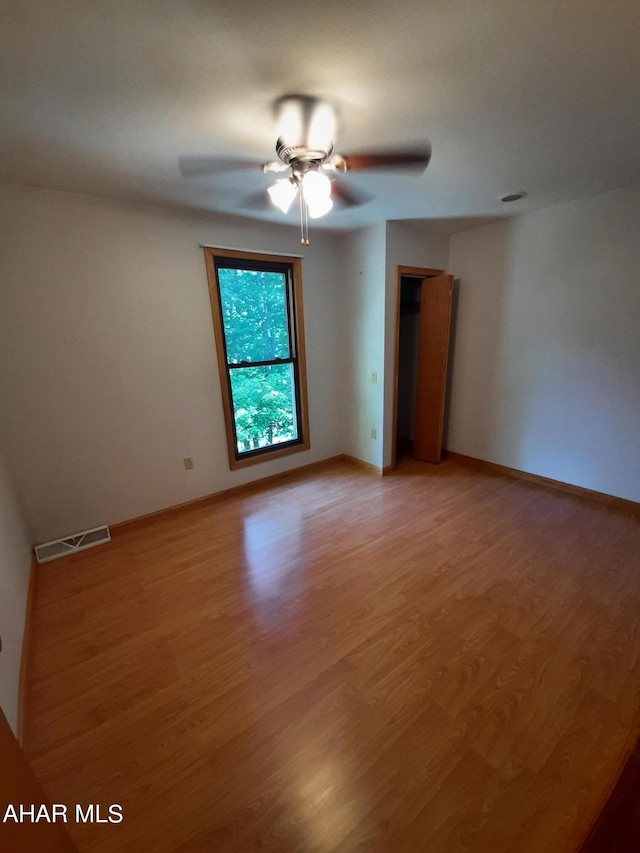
left=205, top=249, right=310, bottom=469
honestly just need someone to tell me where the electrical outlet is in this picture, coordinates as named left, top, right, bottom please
left=370, top=371, right=378, bottom=384
left=183, top=456, right=194, bottom=470
left=370, top=428, right=377, bottom=440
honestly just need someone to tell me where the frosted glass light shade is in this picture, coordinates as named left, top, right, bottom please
left=268, top=179, right=297, bottom=214
left=276, top=96, right=336, bottom=154
left=308, top=103, right=336, bottom=151
left=302, top=171, right=332, bottom=218
left=307, top=195, right=333, bottom=218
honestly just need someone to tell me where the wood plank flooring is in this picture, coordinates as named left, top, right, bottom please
left=23, top=456, right=640, bottom=852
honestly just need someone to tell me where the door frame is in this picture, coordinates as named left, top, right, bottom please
left=390, top=264, right=445, bottom=472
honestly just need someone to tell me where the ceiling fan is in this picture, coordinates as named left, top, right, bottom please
left=179, top=95, right=432, bottom=244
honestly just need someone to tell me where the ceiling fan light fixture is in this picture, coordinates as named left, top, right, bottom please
left=276, top=98, right=304, bottom=148
left=302, top=170, right=333, bottom=218
left=268, top=178, right=297, bottom=214
left=308, top=102, right=336, bottom=152
left=275, top=95, right=335, bottom=160
left=307, top=195, right=333, bottom=219
left=302, top=169, right=331, bottom=205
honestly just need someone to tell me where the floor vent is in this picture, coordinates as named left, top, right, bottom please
left=34, top=525, right=111, bottom=564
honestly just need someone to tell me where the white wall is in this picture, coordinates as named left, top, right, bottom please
left=447, top=184, right=640, bottom=502
left=0, top=452, right=32, bottom=735
left=0, top=184, right=344, bottom=542
left=4, top=176, right=637, bottom=551
left=340, top=225, right=387, bottom=467
left=383, top=222, right=450, bottom=466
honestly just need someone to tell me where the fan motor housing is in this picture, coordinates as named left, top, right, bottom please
left=276, top=139, right=333, bottom=167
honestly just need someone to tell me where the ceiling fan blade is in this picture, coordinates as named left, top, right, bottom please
left=341, top=143, right=432, bottom=174
left=331, top=180, right=373, bottom=209
left=178, top=156, right=266, bottom=177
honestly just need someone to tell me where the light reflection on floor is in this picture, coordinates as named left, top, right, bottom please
left=287, top=750, right=361, bottom=851
left=242, top=503, right=362, bottom=848
left=242, top=505, right=306, bottom=611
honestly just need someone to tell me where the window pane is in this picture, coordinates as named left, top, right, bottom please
left=230, top=364, right=298, bottom=453
left=218, top=267, right=290, bottom=364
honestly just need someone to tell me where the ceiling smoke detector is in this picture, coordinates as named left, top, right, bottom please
left=499, top=191, right=527, bottom=203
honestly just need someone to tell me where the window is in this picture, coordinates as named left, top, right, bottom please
left=204, top=247, right=310, bottom=469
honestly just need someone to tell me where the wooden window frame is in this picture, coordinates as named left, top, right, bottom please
left=204, top=247, right=311, bottom=470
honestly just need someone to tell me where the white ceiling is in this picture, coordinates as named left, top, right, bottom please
left=1, top=0, right=640, bottom=232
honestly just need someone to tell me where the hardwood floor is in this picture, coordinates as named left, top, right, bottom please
left=23, top=456, right=640, bottom=852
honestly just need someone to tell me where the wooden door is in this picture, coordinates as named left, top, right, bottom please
left=413, top=275, right=453, bottom=463
left=0, top=705, right=79, bottom=852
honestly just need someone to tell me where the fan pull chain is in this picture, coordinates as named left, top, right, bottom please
left=304, top=198, right=310, bottom=246
left=298, top=193, right=310, bottom=245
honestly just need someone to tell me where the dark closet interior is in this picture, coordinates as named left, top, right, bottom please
left=396, top=275, right=422, bottom=455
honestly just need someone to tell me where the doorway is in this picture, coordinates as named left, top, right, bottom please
left=391, top=265, right=453, bottom=470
